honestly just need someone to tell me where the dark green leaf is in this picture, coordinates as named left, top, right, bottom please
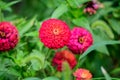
left=108, top=19, right=120, bottom=35
left=79, top=40, right=120, bottom=60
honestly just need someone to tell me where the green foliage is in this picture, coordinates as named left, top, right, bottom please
left=0, top=0, right=120, bottom=80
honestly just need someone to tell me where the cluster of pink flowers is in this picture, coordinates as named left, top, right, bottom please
left=0, top=17, right=93, bottom=79
left=39, top=18, right=93, bottom=80
left=39, top=19, right=93, bottom=54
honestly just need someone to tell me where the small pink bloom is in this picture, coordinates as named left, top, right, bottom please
left=0, top=22, right=19, bottom=51
left=84, top=0, right=101, bottom=15
left=39, top=19, right=71, bottom=49
left=52, top=50, right=77, bottom=71
left=67, top=27, right=93, bottom=54
left=73, top=68, right=92, bottom=80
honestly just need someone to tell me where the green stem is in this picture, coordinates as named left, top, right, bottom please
left=42, top=69, right=47, bottom=77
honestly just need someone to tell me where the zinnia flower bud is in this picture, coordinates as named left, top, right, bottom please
left=52, top=50, right=77, bottom=71
left=0, top=22, right=19, bottom=51
left=73, top=68, right=92, bottom=80
left=39, top=19, right=71, bottom=49
left=67, top=27, right=93, bottom=54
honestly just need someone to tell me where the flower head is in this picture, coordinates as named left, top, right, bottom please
left=73, top=68, right=92, bottom=80
left=39, top=19, right=71, bottom=49
left=52, top=50, right=77, bottom=71
left=67, top=27, right=93, bottom=54
left=84, top=0, right=102, bottom=15
left=0, top=22, right=19, bottom=51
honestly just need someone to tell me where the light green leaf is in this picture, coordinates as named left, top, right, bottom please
left=91, top=20, right=114, bottom=39
left=62, top=61, right=72, bottom=80
left=23, top=77, right=41, bottom=80
left=51, top=4, right=68, bottom=18
left=66, top=0, right=90, bottom=8
left=101, top=66, right=111, bottom=80
left=20, top=16, right=36, bottom=36
left=111, top=67, right=120, bottom=74
left=21, top=50, right=45, bottom=70
left=43, top=77, right=59, bottom=80
left=25, top=31, right=38, bottom=37
left=66, top=0, right=79, bottom=8
left=79, top=40, right=120, bottom=60
left=30, top=50, right=45, bottom=70
left=0, top=0, right=21, bottom=10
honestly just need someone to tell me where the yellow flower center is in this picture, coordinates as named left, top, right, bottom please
left=78, top=37, right=84, bottom=44
left=0, top=31, right=5, bottom=38
left=53, top=29, right=60, bottom=35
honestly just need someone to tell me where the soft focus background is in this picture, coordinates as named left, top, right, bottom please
left=0, top=0, right=120, bottom=80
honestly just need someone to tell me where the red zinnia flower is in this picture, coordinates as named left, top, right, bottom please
left=0, top=22, right=19, bottom=51
left=73, top=68, right=92, bottom=80
left=39, top=19, right=71, bottom=49
left=67, top=27, right=93, bottom=54
left=52, top=50, right=77, bottom=71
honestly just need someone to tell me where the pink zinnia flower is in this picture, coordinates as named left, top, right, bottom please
left=73, top=68, right=92, bottom=80
left=0, top=22, right=19, bottom=51
left=52, top=50, right=77, bottom=71
left=39, top=19, right=71, bottom=49
left=67, top=27, right=93, bottom=54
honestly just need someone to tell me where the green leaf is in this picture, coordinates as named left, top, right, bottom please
left=111, top=68, right=120, bottom=74
left=93, top=32, right=110, bottom=55
left=0, top=0, right=21, bottom=10
left=66, top=0, right=90, bottom=8
left=101, top=66, right=111, bottom=80
left=108, top=19, right=120, bottom=35
left=96, top=46, right=109, bottom=55
left=79, top=40, right=120, bottom=60
left=23, top=77, right=41, bottom=80
left=43, top=77, right=59, bottom=80
left=91, top=20, right=114, bottom=39
left=20, top=16, right=36, bottom=36
left=72, top=17, right=93, bottom=34
left=51, top=4, right=68, bottom=18
left=66, top=0, right=79, bottom=8
left=22, top=50, right=45, bottom=70
left=24, top=31, right=38, bottom=37
left=62, top=61, right=72, bottom=80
